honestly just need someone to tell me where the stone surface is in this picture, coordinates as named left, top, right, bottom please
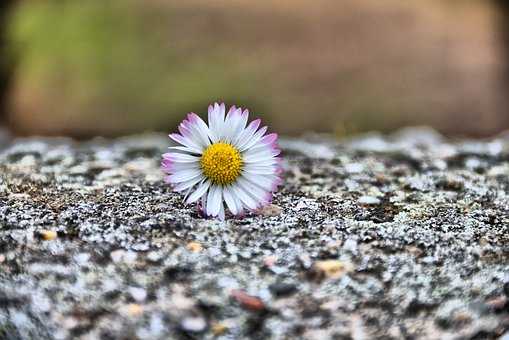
left=0, top=129, right=509, bottom=339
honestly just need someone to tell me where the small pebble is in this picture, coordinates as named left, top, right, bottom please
left=38, top=230, right=57, bottom=241
left=358, top=196, right=381, bottom=205
left=110, top=249, right=125, bottom=263
left=73, top=253, right=90, bottom=265
left=269, top=282, right=297, bottom=297
left=146, top=251, right=163, bottom=262
left=123, top=251, right=138, bottom=264
left=126, top=303, right=143, bottom=317
left=312, top=260, right=351, bottom=280
left=180, top=316, right=207, bottom=333
left=230, top=289, right=265, bottom=311
left=263, top=255, right=278, bottom=267
left=186, top=242, right=203, bottom=253
left=405, top=246, right=424, bottom=258
left=259, top=204, right=282, bottom=216
left=343, top=238, right=358, bottom=255
left=298, top=253, right=313, bottom=269
left=111, top=250, right=137, bottom=264
left=485, top=296, right=508, bottom=312
left=211, top=322, right=228, bottom=336
left=128, top=287, right=147, bottom=302
left=62, top=317, right=79, bottom=330
left=344, top=162, right=365, bottom=174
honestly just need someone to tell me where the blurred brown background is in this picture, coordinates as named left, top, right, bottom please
left=0, top=0, right=508, bottom=138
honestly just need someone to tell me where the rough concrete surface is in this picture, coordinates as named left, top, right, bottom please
left=0, top=128, right=508, bottom=339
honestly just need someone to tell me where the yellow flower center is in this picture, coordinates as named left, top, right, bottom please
left=200, top=142, right=243, bottom=185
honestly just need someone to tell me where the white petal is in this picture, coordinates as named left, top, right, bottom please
left=237, top=110, right=249, bottom=133
left=231, top=109, right=249, bottom=146
left=188, top=113, right=212, bottom=146
left=222, top=109, right=235, bottom=141
left=183, top=186, right=193, bottom=201
left=178, top=123, right=206, bottom=150
left=168, top=146, right=201, bottom=154
left=186, top=180, right=211, bottom=203
left=182, top=118, right=209, bottom=149
left=163, top=152, right=200, bottom=163
left=230, top=183, right=258, bottom=210
left=223, top=107, right=243, bottom=143
left=218, top=103, right=226, bottom=137
left=244, top=137, right=279, bottom=156
left=223, top=186, right=238, bottom=215
left=236, top=177, right=268, bottom=203
left=174, top=175, right=203, bottom=192
left=234, top=118, right=260, bottom=149
left=207, top=104, right=219, bottom=142
left=208, top=103, right=225, bottom=142
left=239, top=126, right=268, bottom=152
left=185, top=113, right=211, bottom=147
left=243, top=144, right=276, bottom=159
left=168, top=169, right=202, bottom=183
left=243, top=156, right=276, bottom=165
left=242, top=173, right=279, bottom=191
left=243, top=152, right=277, bottom=163
left=206, top=185, right=222, bottom=216
left=169, top=133, right=202, bottom=153
left=162, top=162, right=200, bottom=174
left=243, top=164, right=278, bottom=175
left=218, top=203, right=225, bottom=220
left=234, top=196, right=244, bottom=215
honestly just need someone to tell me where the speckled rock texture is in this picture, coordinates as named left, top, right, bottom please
left=1, top=128, right=509, bottom=340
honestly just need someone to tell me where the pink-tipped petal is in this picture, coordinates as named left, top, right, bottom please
left=262, top=133, right=278, bottom=145
left=227, top=105, right=237, bottom=115
left=161, top=158, right=173, bottom=171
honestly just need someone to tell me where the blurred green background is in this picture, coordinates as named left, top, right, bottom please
left=1, top=0, right=509, bottom=137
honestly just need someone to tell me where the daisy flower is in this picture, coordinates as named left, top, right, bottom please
left=162, top=103, right=282, bottom=220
